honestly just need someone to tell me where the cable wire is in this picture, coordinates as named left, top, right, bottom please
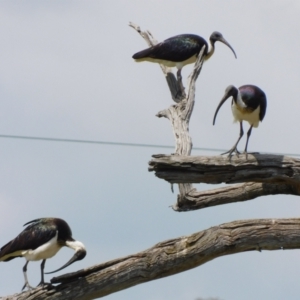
left=0, top=134, right=299, bottom=157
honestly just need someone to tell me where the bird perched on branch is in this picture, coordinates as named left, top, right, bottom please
left=0, top=218, right=86, bottom=290
left=132, top=32, right=237, bottom=82
left=213, top=85, right=267, bottom=158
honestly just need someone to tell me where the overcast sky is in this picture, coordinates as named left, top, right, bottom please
left=0, top=1, right=300, bottom=299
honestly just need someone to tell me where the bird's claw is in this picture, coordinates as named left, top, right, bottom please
left=22, top=282, right=33, bottom=291
left=243, top=151, right=259, bottom=155
left=38, top=281, right=52, bottom=290
left=242, top=151, right=259, bottom=160
left=221, top=147, right=240, bottom=158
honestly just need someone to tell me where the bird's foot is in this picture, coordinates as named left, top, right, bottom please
left=243, top=151, right=259, bottom=155
left=221, top=147, right=240, bottom=158
left=242, top=151, right=259, bottom=160
left=37, top=281, right=52, bottom=290
left=22, top=282, right=34, bottom=291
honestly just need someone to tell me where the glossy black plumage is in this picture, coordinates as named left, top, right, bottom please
left=213, top=85, right=267, bottom=158
left=0, top=219, right=71, bottom=261
left=0, top=218, right=86, bottom=290
left=132, top=32, right=236, bottom=78
left=133, top=34, right=208, bottom=63
left=238, top=85, right=267, bottom=121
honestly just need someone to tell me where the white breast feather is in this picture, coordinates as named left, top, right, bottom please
left=135, top=54, right=197, bottom=69
left=23, top=231, right=61, bottom=261
left=231, top=102, right=261, bottom=128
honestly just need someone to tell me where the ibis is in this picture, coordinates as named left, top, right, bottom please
left=0, top=218, right=86, bottom=290
left=213, top=85, right=267, bottom=158
left=132, top=32, right=237, bottom=84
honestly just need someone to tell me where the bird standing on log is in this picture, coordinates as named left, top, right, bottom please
left=0, top=218, right=86, bottom=290
left=213, top=85, right=267, bottom=158
left=132, top=32, right=237, bottom=92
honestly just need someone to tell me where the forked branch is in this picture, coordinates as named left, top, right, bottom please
left=149, top=153, right=300, bottom=211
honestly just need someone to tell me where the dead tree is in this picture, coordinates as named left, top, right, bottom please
left=2, top=23, right=300, bottom=300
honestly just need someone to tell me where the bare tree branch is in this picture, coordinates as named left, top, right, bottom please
left=149, top=154, right=300, bottom=185
left=148, top=153, right=300, bottom=211
left=3, top=218, right=300, bottom=300
left=172, top=182, right=296, bottom=211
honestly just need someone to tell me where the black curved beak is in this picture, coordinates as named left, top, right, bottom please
left=213, top=93, right=232, bottom=125
left=219, top=37, right=237, bottom=59
left=45, top=249, right=86, bottom=274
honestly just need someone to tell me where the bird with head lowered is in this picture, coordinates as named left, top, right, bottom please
left=0, top=218, right=86, bottom=290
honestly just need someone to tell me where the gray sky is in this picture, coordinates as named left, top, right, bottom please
left=0, top=1, right=300, bottom=299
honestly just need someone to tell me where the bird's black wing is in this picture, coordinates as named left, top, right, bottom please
left=0, top=219, right=57, bottom=261
left=133, top=34, right=207, bottom=62
left=240, top=85, right=261, bottom=109
left=241, top=92, right=260, bottom=109
left=240, top=85, right=267, bottom=121
left=259, top=93, right=267, bottom=121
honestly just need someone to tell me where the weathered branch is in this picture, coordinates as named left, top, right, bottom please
left=172, top=182, right=296, bottom=211
left=149, top=154, right=300, bottom=211
left=149, top=154, right=300, bottom=184
left=4, top=218, right=300, bottom=300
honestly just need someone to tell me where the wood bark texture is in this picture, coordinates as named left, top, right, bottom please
left=149, top=154, right=300, bottom=211
left=3, top=218, right=300, bottom=300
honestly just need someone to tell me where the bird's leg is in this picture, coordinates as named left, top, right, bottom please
left=221, top=122, right=244, bottom=158
left=38, top=259, right=51, bottom=289
left=243, top=125, right=253, bottom=159
left=176, top=69, right=186, bottom=98
left=38, top=259, right=46, bottom=286
left=22, top=261, right=33, bottom=291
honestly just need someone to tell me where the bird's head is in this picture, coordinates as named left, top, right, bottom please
left=209, top=31, right=237, bottom=59
left=45, top=240, right=86, bottom=274
left=213, top=85, right=238, bottom=125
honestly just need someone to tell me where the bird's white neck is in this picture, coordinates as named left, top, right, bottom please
left=205, top=42, right=215, bottom=60
left=235, top=91, right=247, bottom=108
left=66, top=240, right=86, bottom=252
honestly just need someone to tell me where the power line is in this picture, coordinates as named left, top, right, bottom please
left=0, top=133, right=299, bottom=157
left=0, top=134, right=226, bottom=152
left=0, top=134, right=175, bottom=149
